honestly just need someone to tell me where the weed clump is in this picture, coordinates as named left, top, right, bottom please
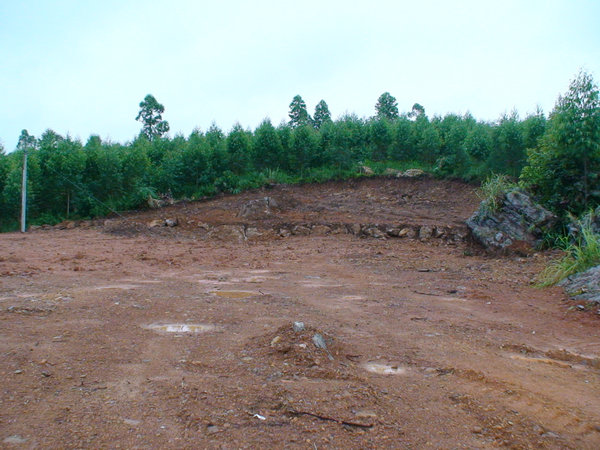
left=537, top=218, right=600, bottom=286
left=476, top=174, right=518, bottom=213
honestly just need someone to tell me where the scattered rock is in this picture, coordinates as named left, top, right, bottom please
left=363, top=226, right=386, bottom=239
left=399, top=168, right=425, bottom=178
left=206, top=424, right=220, bottom=434
left=311, top=225, right=331, bottom=235
left=559, top=265, right=600, bottom=305
left=55, top=220, right=77, bottom=230
left=270, top=336, right=282, bottom=346
left=208, top=225, right=246, bottom=242
left=349, top=224, right=362, bottom=235
left=3, top=435, right=28, bottom=444
left=278, top=228, right=291, bottom=238
left=398, top=227, right=416, bottom=238
left=245, top=227, right=263, bottom=239
left=359, top=165, right=374, bottom=175
left=148, top=219, right=163, bottom=228
left=291, top=225, right=311, bottom=236
left=383, top=168, right=402, bottom=177
left=419, top=225, right=434, bottom=240
left=238, top=197, right=279, bottom=219
left=123, top=418, right=141, bottom=426
left=147, top=196, right=162, bottom=209
left=312, top=333, right=328, bottom=350
left=354, top=410, right=378, bottom=419
left=165, top=218, right=178, bottom=227
left=466, top=189, right=557, bottom=253
left=292, top=322, right=305, bottom=332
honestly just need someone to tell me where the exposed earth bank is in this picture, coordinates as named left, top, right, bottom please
left=1, top=177, right=599, bottom=449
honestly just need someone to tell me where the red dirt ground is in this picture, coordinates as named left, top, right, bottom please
left=1, top=176, right=599, bottom=449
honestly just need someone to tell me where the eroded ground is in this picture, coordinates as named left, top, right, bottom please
left=1, top=177, right=599, bottom=449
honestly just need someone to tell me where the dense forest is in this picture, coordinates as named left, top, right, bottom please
left=0, top=71, right=598, bottom=232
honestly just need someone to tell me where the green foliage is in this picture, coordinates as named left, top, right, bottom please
left=136, top=94, right=170, bottom=140
left=227, top=123, right=253, bottom=175
left=476, top=174, right=518, bottom=212
left=464, top=122, right=491, bottom=161
left=17, top=129, right=37, bottom=151
left=390, top=116, right=414, bottom=161
left=290, top=125, right=319, bottom=171
left=521, top=71, right=600, bottom=217
left=253, top=119, right=284, bottom=170
left=413, top=115, right=441, bottom=165
left=288, top=95, right=310, bottom=128
left=375, top=92, right=399, bottom=120
left=369, top=118, right=393, bottom=161
left=486, top=111, right=526, bottom=177
left=2, top=74, right=593, bottom=232
left=312, top=100, right=331, bottom=130
left=408, top=103, right=426, bottom=120
left=537, top=219, right=600, bottom=286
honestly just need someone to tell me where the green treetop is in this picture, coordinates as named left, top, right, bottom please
left=136, top=94, right=170, bottom=140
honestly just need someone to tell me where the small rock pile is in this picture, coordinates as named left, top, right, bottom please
left=244, top=322, right=355, bottom=380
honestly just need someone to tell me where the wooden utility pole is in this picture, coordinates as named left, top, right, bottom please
left=20, top=149, right=28, bottom=233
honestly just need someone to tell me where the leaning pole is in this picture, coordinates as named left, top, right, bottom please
left=20, top=149, right=27, bottom=233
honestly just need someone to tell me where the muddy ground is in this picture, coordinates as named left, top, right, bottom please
left=1, top=176, right=599, bottom=449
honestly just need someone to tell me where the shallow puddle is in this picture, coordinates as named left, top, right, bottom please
left=145, top=323, right=215, bottom=333
left=212, top=290, right=258, bottom=299
left=363, top=362, right=407, bottom=375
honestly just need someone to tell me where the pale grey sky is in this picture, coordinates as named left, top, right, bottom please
left=1, top=0, right=599, bottom=151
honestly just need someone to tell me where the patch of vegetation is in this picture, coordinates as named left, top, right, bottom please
left=476, top=174, right=518, bottom=212
left=2, top=71, right=598, bottom=233
left=537, top=220, right=600, bottom=286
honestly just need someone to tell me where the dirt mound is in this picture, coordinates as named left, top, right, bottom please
left=244, top=323, right=357, bottom=381
left=85, top=176, right=479, bottom=242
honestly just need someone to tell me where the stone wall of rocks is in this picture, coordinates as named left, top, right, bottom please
left=192, top=221, right=468, bottom=243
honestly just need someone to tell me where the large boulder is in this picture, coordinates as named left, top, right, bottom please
left=466, top=189, right=557, bottom=253
left=559, top=265, right=600, bottom=304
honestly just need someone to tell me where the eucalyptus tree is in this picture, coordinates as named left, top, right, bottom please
left=254, top=119, right=284, bottom=170
left=136, top=94, right=170, bottom=140
left=375, top=92, right=399, bottom=120
left=521, top=71, right=600, bottom=216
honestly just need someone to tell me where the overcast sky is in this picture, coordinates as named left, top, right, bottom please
left=1, top=0, right=599, bottom=151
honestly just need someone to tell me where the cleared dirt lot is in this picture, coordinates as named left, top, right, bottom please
left=1, top=177, right=599, bottom=448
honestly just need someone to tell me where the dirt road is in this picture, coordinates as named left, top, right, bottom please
left=1, top=177, right=599, bottom=448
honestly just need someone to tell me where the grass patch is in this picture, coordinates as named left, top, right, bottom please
left=476, top=174, right=518, bottom=212
left=537, top=221, right=600, bottom=286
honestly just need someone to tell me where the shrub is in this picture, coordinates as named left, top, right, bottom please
left=476, top=174, right=517, bottom=212
left=537, top=219, right=600, bottom=286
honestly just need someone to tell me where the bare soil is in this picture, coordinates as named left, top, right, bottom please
left=1, top=176, right=599, bottom=449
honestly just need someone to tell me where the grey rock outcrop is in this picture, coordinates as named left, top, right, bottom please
left=238, top=197, right=279, bottom=219
left=559, top=265, right=600, bottom=304
left=466, top=189, right=556, bottom=252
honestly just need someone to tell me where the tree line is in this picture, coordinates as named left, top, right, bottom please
left=0, top=72, right=598, bottom=231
